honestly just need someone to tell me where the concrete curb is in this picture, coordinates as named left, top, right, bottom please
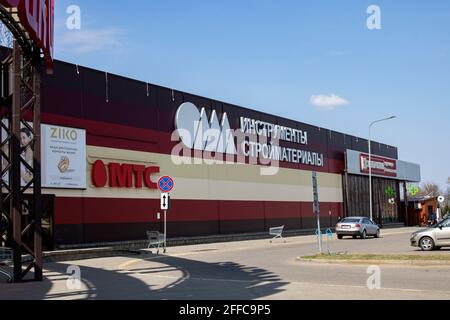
left=56, top=229, right=319, bottom=251
left=55, top=224, right=409, bottom=252
left=297, top=258, right=450, bottom=266
left=23, top=229, right=318, bottom=263
left=22, top=225, right=410, bottom=264
left=22, top=248, right=150, bottom=264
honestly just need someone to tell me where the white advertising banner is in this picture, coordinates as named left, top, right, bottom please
left=41, top=124, right=86, bottom=189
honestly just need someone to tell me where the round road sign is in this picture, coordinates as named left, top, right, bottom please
left=158, top=176, right=175, bottom=193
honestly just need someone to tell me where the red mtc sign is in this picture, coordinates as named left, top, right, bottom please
left=0, top=0, right=54, bottom=70
left=92, top=160, right=160, bottom=189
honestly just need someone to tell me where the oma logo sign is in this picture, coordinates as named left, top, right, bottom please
left=175, top=102, right=237, bottom=155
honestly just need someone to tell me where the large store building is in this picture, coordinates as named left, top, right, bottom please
left=1, top=53, right=420, bottom=250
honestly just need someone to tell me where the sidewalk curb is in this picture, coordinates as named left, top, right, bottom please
left=25, top=229, right=318, bottom=263
left=297, top=258, right=450, bottom=266
left=56, top=225, right=413, bottom=252
left=23, top=248, right=150, bottom=264
left=55, top=229, right=319, bottom=251
left=21, top=226, right=414, bottom=264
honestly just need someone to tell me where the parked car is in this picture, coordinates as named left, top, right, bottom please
left=410, top=217, right=450, bottom=251
left=336, top=217, right=381, bottom=240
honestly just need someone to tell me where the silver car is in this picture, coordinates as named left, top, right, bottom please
left=410, top=217, right=450, bottom=251
left=336, top=217, right=381, bottom=240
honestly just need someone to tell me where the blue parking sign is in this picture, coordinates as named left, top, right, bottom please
left=158, top=176, right=174, bottom=193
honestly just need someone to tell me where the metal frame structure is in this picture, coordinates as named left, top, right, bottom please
left=0, top=6, right=35, bottom=56
left=1, top=39, right=43, bottom=282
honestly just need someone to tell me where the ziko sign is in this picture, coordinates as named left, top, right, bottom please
left=360, top=153, right=397, bottom=178
left=91, top=160, right=160, bottom=190
left=0, top=0, right=54, bottom=70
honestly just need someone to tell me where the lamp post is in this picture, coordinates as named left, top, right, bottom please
left=368, top=116, right=397, bottom=222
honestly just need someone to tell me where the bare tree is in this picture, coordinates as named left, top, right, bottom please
left=417, top=182, right=441, bottom=198
left=442, top=186, right=450, bottom=218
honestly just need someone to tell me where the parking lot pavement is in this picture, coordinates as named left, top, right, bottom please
left=132, top=227, right=422, bottom=257
left=1, top=227, right=449, bottom=300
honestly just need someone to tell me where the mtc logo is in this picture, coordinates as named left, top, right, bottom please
left=92, top=160, right=160, bottom=189
left=175, top=102, right=237, bottom=155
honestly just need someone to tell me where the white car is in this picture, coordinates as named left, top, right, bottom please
left=336, top=217, right=381, bottom=240
left=410, top=218, right=450, bottom=251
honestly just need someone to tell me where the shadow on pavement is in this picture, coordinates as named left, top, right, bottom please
left=0, top=254, right=288, bottom=300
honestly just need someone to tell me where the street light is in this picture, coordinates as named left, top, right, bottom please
left=368, top=116, right=397, bottom=222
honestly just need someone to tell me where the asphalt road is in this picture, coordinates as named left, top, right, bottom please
left=1, top=227, right=449, bottom=300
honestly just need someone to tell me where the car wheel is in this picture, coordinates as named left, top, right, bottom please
left=419, top=237, right=435, bottom=251
left=337, top=235, right=343, bottom=240
left=375, top=229, right=380, bottom=238
left=361, top=230, right=367, bottom=240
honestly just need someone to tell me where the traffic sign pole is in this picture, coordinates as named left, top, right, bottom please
left=160, top=194, right=169, bottom=253
left=317, top=216, right=322, bottom=253
left=164, top=210, right=167, bottom=253
left=158, top=176, right=174, bottom=254
left=312, top=172, right=322, bottom=253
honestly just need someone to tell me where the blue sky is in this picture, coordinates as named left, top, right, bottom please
left=54, top=0, right=450, bottom=188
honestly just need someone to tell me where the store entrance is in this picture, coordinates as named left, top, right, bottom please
left=1, top=194, right=54, bottom=251
left=41, top=195, right=55, bottom=251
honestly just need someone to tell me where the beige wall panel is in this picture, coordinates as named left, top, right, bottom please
left=41, top=146, right=343, bottom=202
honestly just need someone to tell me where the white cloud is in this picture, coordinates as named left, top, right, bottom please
left=57, top=28, right=125, bottom=54
left=309, top=94, right=350, bottom=111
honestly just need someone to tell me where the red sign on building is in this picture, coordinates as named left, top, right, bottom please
left=92, top=160, right=160, bottom=189
left=0, top=0, right=54, bottom=70
left=360, top=153, right=397, bottom=178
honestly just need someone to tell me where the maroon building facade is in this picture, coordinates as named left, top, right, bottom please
left=1, top=54, right=420, bottom=250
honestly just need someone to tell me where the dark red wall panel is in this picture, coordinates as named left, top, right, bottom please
left=82, top=198, right=158, bottom=224
left=53, top=197, right=344, bottom=245
left=54, top=197, right=84, bottom=225
left=265, top=202, right=301, bottom=219
left=219, top=201, right=265, bottom=221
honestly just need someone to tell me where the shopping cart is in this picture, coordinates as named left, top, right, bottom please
left=146, top=231, right=166, bottom=254
left=269, top=226, right=286, bottom=243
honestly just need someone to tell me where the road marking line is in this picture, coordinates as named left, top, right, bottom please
left=118, top=259, right=142, bottom=270
left=288, top=281, right=450, bottom=296
left=132, top=271, right=450, bottom=296
left=135, top=272, right=450, bottom=296
left=118, top=252, right=207, bottom=270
